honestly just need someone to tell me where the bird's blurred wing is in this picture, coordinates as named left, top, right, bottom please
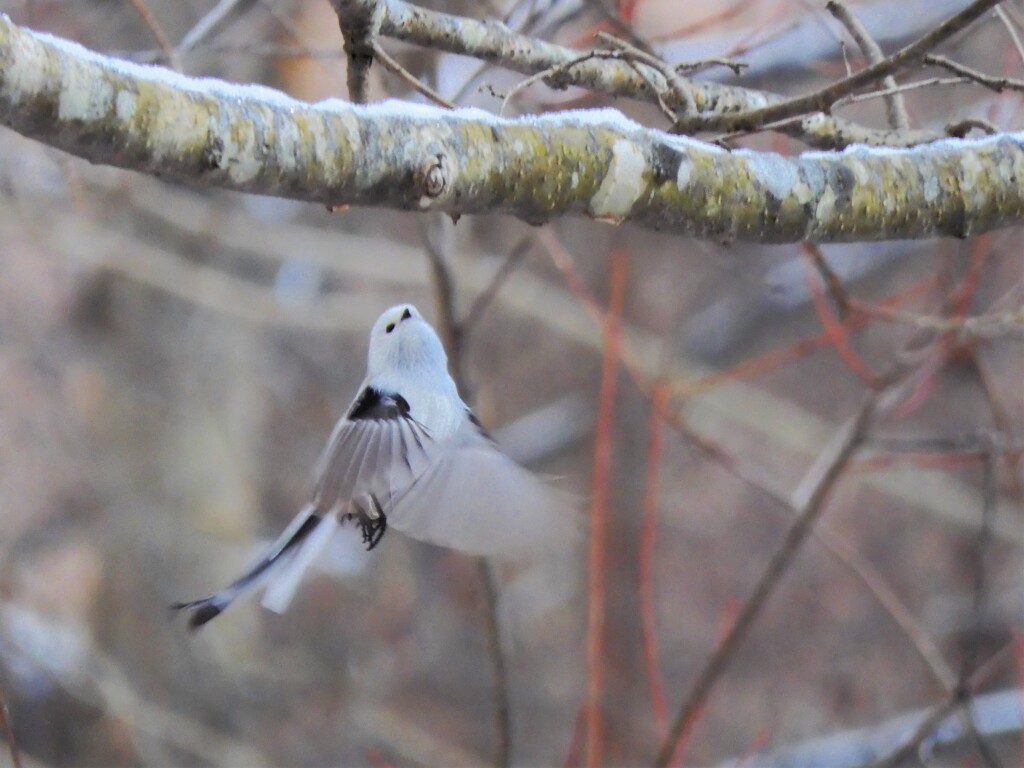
left=387, top=426, right=579, bottom=558
left=313, top=387, right=434, bottom=511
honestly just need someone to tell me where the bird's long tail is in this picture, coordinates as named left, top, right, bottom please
left=260, top=512, right=339, bottom=614
left=172, top=504, right=330, bottom=630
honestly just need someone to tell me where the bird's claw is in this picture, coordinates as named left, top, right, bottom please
left=357, top=512, right=387, bottom=550
left=356, top=495, right=387, bottom=551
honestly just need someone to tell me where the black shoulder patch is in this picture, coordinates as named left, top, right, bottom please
left=467, top=409, right=494, bottom=440
left=348, top=387, right=411, bottom=421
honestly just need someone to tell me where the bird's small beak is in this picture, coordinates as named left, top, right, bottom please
left=401, top=308, right=413, bottom=322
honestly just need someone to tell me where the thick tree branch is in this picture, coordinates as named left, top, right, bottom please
left=4, top=16, right=1024, bottom=243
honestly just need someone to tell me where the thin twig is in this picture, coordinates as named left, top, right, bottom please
left=373, top=42, right=455, bottom=108
left=176, top=0, right=245, bottom=55
left=876, top=641, right=1015, bottom=767
left=673, top=0, right=1005, bottom=133
left=674, top=57, right=748, bottom=77
left=594, top=31, right=697, bottom=117
left=446, top=0, right=562, bottom=105
left=848, top=298, right=1024, bottom=340
left=499, top=50, right=602, bottom=117
left=925, top=53, right=1024, bottom=92
left=640, top=383, right=669, bottom=741
left=835, top=77, right=971, bottom=109
left=420, top=216, right=510, bottom=768
left=124, top=0, right=182, bottom=71
left=801, top=242, right=852, bottom=315
left=994, top=5, right=1024, bottom=67
left=844, top=432, right=1009, bottom=764
left=800, top=245, right=883, bottom=388
left=375, top=0, right=946, bottom=148
left=585, top=248, right=628, bottom=768
left=654, top=391, right=879, bottom=768
left=826, top=0, right=910, bottom=130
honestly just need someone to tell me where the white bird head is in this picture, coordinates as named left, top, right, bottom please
left=367, top=304, right=449, bottom=377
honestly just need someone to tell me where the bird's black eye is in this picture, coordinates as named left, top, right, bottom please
left=401, top=308, right=412, bottom=321
left=385, top=323, right=396, bottom=334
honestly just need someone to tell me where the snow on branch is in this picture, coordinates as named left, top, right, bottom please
left=2, top=14, right=1024, bottom=244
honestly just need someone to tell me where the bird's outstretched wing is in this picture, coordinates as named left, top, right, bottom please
left=312, top=385, right=434, bottom=512
left=386, top=417, right=579, bottom=558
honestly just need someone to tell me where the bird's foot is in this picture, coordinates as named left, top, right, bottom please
left=356, top=495, right=387, bottom=551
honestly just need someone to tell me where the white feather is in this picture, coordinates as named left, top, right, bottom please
left=261, top=513, right=339, bottom=614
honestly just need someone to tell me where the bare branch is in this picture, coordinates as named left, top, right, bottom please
left=5, top=18, right=1024, bottom=243
left=925, top=52, right=1024, bottom=92
left=373, top=41, right=454, bottom=108
left=994, top=5, right=1024, bottom=67
left=681, top=0, right=1004, bottom=133
left=826, top=0, right=910, bottom=130
left=331, top=0, right=385, bottom=103
left=372, top=0, right=945, bottom=148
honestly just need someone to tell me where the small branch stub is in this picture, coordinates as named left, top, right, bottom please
left=420, top=153, right=449, bottom=205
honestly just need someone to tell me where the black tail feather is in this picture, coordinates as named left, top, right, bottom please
left=172, top=513, right=322, bottom=630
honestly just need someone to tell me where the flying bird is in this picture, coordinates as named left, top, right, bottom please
left=173, top=304, right=577, bottom=629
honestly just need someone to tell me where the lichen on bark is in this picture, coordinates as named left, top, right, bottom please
left=2, top=14, right=1024, bottom=244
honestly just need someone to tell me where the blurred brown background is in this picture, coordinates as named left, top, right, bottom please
left=0, top=0, right=1021, bottom=766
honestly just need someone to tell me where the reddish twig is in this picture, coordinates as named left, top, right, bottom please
left=563, top=703, right=587, bottom=768
left=538, top=229, right=739, bottom=472
left=585, top=248, right=628, bottom=768
left=888, top=235, right=991, bottom=420
left=639, top=383, right=669, bottom=742
left=800, top=243, right=884, bottom=387
left=672, top=275, right=937, bottom=398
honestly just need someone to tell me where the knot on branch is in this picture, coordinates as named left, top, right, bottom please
left=418, top=154, right=450, bottom=206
